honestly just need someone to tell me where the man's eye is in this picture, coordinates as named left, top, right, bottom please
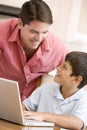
left=43, top=31, right=48, bottom=34
left=30, top=30, right=36, bottom=33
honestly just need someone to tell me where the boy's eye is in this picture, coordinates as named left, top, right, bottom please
left=62, top=64, right=67, bottom=69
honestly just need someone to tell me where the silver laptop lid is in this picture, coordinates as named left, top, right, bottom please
left=0, top=78, right=24, bottom=125
left=0, top=78, right=54, bottom=127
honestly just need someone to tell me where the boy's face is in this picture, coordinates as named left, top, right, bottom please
left=54, top=61, right=76, bottom=87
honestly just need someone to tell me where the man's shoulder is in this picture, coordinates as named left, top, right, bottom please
left=0, top=18, right=18, bottom=25
left=0, top=18, right=18, bottom=36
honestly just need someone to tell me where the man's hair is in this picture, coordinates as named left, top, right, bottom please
left=65, top=51, right=87, bottom=89
left=19, top=0, right=53, bottom=26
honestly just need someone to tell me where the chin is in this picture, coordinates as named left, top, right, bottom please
left=54, top=77, right=60, bottom=83
left=33, top=46, right=39, bottom=49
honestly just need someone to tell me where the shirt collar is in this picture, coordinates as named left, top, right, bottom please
left=8, top=26, right=20, bottom=43
left=7, top=19, right=20, bottom=45
left=39, top=32, right=51, bottom=55
left=51, top=84, right=85, bottom=102
left=51, top=83, right=64, bottom=100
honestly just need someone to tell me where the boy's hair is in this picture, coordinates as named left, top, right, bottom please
left=65, top=51, right=87, bottom=89
left=19, top=0, right=53, bottom=26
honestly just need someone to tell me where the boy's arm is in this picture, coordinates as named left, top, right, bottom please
left=23, top=111, right=84, bottom=130
left=22, top=103, right=28, bottom=111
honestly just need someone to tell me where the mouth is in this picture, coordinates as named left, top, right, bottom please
left=32, top=41, right=40, bottom=47
left=55, top=74, right=59, bottom=77
left=55, top=74, right=60, bottom=77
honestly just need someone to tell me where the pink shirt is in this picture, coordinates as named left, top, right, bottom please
left=0, top=18, right=69, bottom=101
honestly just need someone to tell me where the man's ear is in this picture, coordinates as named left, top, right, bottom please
left=18, top=18, right=23, bottom=29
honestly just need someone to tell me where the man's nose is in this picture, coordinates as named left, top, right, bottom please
left=35, top=33, right=43, bottom=41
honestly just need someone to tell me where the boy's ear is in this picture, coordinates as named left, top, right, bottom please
left=75, top=75, right=83, bottom=84
left=71, top=75, right=83, bottom=88
left=72, top=75, right=82, bottom=87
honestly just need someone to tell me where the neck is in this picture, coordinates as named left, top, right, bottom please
left=24, top=48, right=37, bottom=61
left=60, top=86, right=79, bottom=99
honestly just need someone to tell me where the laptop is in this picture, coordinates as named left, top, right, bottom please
left=0, top=78, right=54, bottom=127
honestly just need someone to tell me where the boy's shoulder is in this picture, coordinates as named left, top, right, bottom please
left=39, top=82, right=60, bottom=92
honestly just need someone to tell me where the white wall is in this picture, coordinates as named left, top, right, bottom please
left=0, top=0, right=27, bottom=7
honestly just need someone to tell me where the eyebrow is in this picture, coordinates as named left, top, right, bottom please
left=30, top=29, right=49, bottom=34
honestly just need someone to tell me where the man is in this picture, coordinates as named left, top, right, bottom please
left=23, top=51, right=87, bottom=130
left=0, top=0, right=68, bottom=101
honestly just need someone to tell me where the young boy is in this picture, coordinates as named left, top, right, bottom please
left=22, top=51, right=87, bottom=130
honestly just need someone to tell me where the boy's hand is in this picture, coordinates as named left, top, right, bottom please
left=22, top=104, right=27, bottom=111
left=23, top=111, right=45, bottom=121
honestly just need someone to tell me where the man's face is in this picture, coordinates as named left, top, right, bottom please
left=18, top=19, right=50, bottom=50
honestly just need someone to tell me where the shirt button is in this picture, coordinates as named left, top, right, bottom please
left=26, top=76, right=30, bottom=82
left=23, top=96, right=26, bottom=99
left=25, top=84, right=28, bottom=87
left=0, top=49, right=3, bottom=55
left=27, top=75, right=30, bottom=79
left=22, top=51, right=25, bottom=55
